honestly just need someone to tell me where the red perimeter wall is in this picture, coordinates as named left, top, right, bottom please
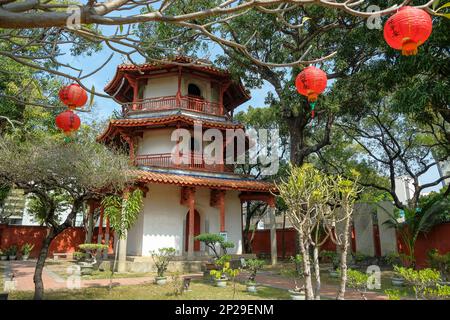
left=249, top=224, right=450, bottom=268
left=0, top=224, right=114, bottom=258
left=397, top=223, right=450, bottom=269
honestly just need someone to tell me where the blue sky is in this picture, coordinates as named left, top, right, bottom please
left=57, top=28, right=444, bottom=194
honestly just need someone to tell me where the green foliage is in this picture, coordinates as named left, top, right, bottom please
left=6, top=245, right=18, bottom=256
left=194, top=233, right=234, bottom=259
left=245, top=259, right=265, bottom=283
left=346, top=269, right=369, bottom=292
left=384, top=289, right=402, bottom=300
left=289, top=254, right=303, bottom=277
left=352, top=252, right=371, bottom=265
left=385, top=199, right=448, bottom=268
left=102, top=189, right=144, bottom=239
left=427, top=249, right=450, bottom=281
left=21, top=243, right=34, bottom=255
left=210, top=255, right=240, bottom=281
left=151, top=247, right=176, bottom=278
left=394, top=266, right=442, bottom=300
left=384, top=252, right=402, bottom=267
left=73, top=251, right=88, bottom=261
left=79, top=244, right=108, bottom=251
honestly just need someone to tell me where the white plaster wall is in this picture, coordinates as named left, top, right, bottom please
left=144, top=75, right=178, bottom=99
left=181, top=74, right=211, bottom=101
left=127, top=205, right=144, bottom=256
left=142, top=74, right=217, bottom=103
left=133, top=183, right=243, bottom=256
left=137, top=128, right=176, bottom=155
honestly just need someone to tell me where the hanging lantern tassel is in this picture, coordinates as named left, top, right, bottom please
left=310, top=101, right=316, bottom=119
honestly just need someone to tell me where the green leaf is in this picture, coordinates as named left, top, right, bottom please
left=436, top=2, right=450, bottom=11
left=433, top=0, right=441, bottom=10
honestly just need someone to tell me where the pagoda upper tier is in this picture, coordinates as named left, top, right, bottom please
left=104, top=56, right=250, bottom=119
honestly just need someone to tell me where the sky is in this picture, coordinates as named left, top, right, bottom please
left=56, top=23, right=445, bottom=195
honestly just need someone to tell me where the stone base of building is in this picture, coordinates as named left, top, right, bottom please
left=99, top=253, right=257, bottom=273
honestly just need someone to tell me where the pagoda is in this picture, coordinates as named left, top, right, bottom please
left=98, top=57, right=276, bottom=261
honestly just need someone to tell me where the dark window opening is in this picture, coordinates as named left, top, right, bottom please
left=188, top=83, right=202, bottom=97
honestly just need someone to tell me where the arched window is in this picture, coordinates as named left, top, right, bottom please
left=188, top=83, right=202, bottom=97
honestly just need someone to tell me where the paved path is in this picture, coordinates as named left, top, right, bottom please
left=2, top=261, right=387, bottom=300
left=2, top=260, right=158, bottom=291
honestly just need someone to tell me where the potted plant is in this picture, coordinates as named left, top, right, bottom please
left=21, top=243, right=34, bottom=261
left=210, top=255, right=233, bottom=287
left=0, top=249, right=7, bottom=261
left=245, top=259, right=264, bottom=293
left=195, top=233, right=235, bottom=279
left=151, top=247, right=176, bottom=285
left=391, top=265, right=405, bottom=286
left=77, top=243, right=108, bottom=275
left=7, top=245, right=17, bottom=260
left=288, top=282, right=306, bottom=300
left=320, top=250, right=340, bottom=277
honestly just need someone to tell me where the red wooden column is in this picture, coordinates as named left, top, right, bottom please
left=176, top=67, right=182, bottom=107
left=219, top=192, right=225, bottom=232
left=98, top=205, right=104, bottom=243
left=181, top=187, right=196, bottom=257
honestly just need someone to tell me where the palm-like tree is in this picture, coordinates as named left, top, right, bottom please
left=384, top=196, right=449, bottom=269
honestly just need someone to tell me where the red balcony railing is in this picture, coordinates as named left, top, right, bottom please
left=134, top=153, right=234, bottom=173
left=122, top=96, right=223, bottom=117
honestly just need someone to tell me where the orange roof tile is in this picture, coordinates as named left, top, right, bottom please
left=97, top=114, right=244, bottom=142
left=128, top=169, right=277, bottom=193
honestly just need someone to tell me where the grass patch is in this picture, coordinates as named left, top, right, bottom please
left=8, top=280, right=290, bottom=300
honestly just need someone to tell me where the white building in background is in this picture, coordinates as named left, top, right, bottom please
left=1, top=188, right=83, bottom=226
left=394, top=176, right=415, bottom=205
left=437, top=160, right=450, bottom=186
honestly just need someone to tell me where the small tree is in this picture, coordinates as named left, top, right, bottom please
left=102, top=188, right=144, bottom=288
left=195, top=233, right=234, bottom=260
left=151, top=247, right=177, bottom=278
left=0, top=134, right=130, bottom=300
left=346, top=269, right=369, bottom=300
left=245, top=259, right=265, bottom=284
left=394, top=266, right=442, bottom=300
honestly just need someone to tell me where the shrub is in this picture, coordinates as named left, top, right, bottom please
left=73, top=251, right=88, bottom=261
left=78, top=243, right=108, bottom=264
left=427, top=249, right=450, bottom=282
left=7, top=245, right=18, bottom=256
left=21, top=243, right=34, bottom=256
left=151, top=247, right=176, bottom=278
left=424, top=285, right=450, bottom=300
left=384, top=252, right=402, bottom=267
left=320, top=250, right=339, bottom=270
left=346, top=269, right=370, bottom=300
left=245, top=259, right=265, bottom=284
left=290, top=254, right=303, bottom=277
left=194, top=233, right=234, bottom=259
left=384, top=289, right=403, bottom=300
left=394, top=266, right=442, bottom=300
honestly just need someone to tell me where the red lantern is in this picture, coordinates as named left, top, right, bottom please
left=383, top=6, right=432, bottom=56
left=295, top=66, right=327, bottom=103
left=58, top=84, right=88, bottom=109
left=55, top=110, right=81, bottom=135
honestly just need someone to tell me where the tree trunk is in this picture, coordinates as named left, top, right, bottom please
left=33, top=229, right=56, bottom=300
left=298, top=231, right=314, bottom=300
left=86, top=207, right=94, bottom=243
left=336, top=215, right=351, bottom=300
left=243, top=202, right=253, bottom=253
left=312, top=245, right=321, bottom=300
left=281, top=212, right=286, bottom=259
